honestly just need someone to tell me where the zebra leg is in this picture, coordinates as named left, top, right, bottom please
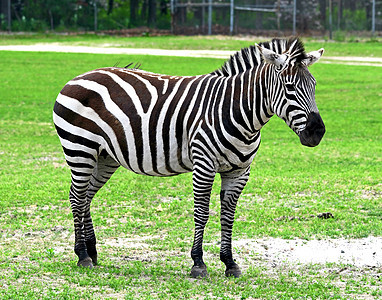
left=84, top=153, right=120, bottom=265
left=69, top=168, right=95, bottom=268
left=190, top=162, right=216, bottom=278
left=69, top=152, right=119, bottom=268
left=219, top=167, right=250, bottom=278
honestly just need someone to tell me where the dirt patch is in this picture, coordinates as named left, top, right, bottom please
left=3, top=224, right=381, bottom=270
left=1, top=227, right=380, bottom=298
left=234, top=237, right=382, bottom=268
left=1, top=44, right=382, bottom=67
left=99, top=234, right=382, bottom=276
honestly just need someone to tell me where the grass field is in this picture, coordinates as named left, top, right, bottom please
left=0, top=37, right=381, bottom=299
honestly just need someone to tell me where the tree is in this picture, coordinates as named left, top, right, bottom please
left=107, top=0, right=114, bottom=15
left=129, top=0, right=139, bottom=27
left=141, top=0, right=147, bottom=23
left=148, top=0, right=156, bottom=27
left=319, top=0, right=326, bottom=31
left=296, top=0, right=321, bottom=31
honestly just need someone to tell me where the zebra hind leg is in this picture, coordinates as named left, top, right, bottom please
left=219, top=168, right=250, bottom=278
left=68, top=150, right=119, bottom=268
left=84, top=152, right=120, bottom=266
left=69, top=167, right=95, bottom=268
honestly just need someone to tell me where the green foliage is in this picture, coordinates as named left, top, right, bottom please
left=1, top=0, right=170, bottom=32
left=333, top=30, right=346, bottom=42
left=342, top=8, right=368, bottom=31
left=1, top=0, right=377, bottom=33
left=11, top=0, right=77, bottom=31
left=0, top=40, right=381, bottom=298
left=97, top=0, right=131, bottom=30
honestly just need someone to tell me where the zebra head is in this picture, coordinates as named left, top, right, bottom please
left=257, top=39, right=326, bottom=147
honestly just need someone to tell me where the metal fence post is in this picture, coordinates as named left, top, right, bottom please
left=94, top=1, right=98, bottom=32
left=7, top=0, right=11, bottom=32
left=230, top=0, right=234, bottom=35
left=292, top=0, right=296, bottom=35
left=372, top=0, right=376, bottom=35
left=170, top=0, right=175, bottom=34
left=202, top=0, right=205, bottom=33
left=329, top=0, right=332, bottom=39
left=208, top=0, right=212, bottom=35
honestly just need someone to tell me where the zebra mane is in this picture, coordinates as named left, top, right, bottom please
left=124, top=62, right=142, bottom=70
left=211, top=37, right=306, bottom=77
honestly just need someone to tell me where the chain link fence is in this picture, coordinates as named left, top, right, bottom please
left=171, top=0, right=382, bottom=36
left=1, top=0, right=381, bottom=37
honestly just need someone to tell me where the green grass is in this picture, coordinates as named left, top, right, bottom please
left=0, top=48, right=381, bottom=299
left=1, top=33, right=382, bottom=57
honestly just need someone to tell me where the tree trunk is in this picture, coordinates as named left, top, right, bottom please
left=130, top=0, right=139, bottom=27
left=319, top=0, right=326, bottom=31
left=107, top=0, right=114, bottom=15
left=297, top=0, right=309, bottom=32
left=347, top=0, right=356, bottom=12
left=160, top=0, right=167, bottom=15
left=141, top=0, right=148, bottom=23
left=337, top=0, right=343, bottom=30
left=148, top=0, right=156, bottom=27
left=255, top=0, right=262, bottom=30
left=48, top=9, right=54, bottom=31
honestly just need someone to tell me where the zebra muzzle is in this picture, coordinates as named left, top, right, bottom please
left=299, top=112, right=325, bottom=147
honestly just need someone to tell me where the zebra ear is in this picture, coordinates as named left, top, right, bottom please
left=256, top=44, right=287, bottom=67
left=302, top=48, right=324, bottom=66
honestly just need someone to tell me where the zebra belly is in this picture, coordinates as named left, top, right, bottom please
left=118, top=155, right=193, bottom=177
left=114, top=133, right=193, bottom=177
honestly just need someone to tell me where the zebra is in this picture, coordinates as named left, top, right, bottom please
left=53, top=37, right=325, bottom=278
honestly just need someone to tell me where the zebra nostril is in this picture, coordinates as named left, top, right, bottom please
left=316, top=125, right=326, bottom=137
left=299, top=112, right=325, bottom=147
left=306, top=112, right=325, bottom=131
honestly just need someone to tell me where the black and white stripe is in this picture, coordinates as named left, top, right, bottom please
left=53, top=37, right=325, bottom=277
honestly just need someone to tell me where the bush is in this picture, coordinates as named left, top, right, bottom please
left=333, top=30, right=346, bottom=42
left=343, top=9, right=368, bottom=31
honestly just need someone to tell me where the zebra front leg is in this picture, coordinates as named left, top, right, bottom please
left=220, top=167, right=250, bottom=277
left=190, top=163, right=216, bottom=278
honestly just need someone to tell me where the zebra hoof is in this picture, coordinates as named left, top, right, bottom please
left=77, top=257, right=94, bottom=268
left=190, top=265, right=208, bottom=278
left=225, top=264, right=242, bottom=278
left=90, top=254, right=98, bottom=266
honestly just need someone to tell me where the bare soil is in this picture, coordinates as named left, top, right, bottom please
left=1, top=44, right=382, bottom=67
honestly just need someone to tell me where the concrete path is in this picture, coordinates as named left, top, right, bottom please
left=1, top=44, right=382, bottom=67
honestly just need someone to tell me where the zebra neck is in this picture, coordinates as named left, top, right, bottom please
left=219, top=67, right=275, bottom=135
left=250, top=65, right=276, bottom=131
left=212, top=72, right=258, bottom=141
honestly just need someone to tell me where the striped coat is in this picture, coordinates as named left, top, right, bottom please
left=53, top=38, right=325, bottom=278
